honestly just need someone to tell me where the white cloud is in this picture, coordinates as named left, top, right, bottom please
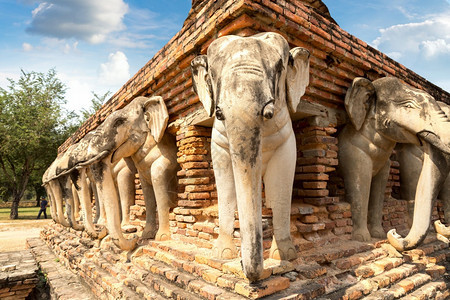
left=0, top=72, right=20, bottom=90
left=64, top=78, right=93, bottom=113
left=26, top=0, right=129, bottom=44
left=372, top=13, right=450, bottom=60
left=98, top=51, right=130, bottom=87
left=395, top=5, right=419, bottom=20
left=22, top=42, right=33, bottom=51
left=420, top=39, right=450, bottom=58
left=387, top=51, right=402, bottom=60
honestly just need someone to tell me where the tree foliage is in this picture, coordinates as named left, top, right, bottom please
left=0, top=69, right=78, bottom=219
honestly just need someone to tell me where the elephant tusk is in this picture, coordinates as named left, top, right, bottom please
left=387, top=229, right=410, bottom=251
left=437, top=233, right=450, bottom=244
left=434, top=220, right=450, bottom=237
left=417, top=131, right=450, bottom=155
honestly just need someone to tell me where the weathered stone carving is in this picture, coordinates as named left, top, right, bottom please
left=42, top=145, right=84, bottom=231
left=396, top=102, right=450, bottom=241
left=191, top=32, right=310, bottom=282
left=338, top=77, right=450, bottom=251
left=43, top=96, right=178, bottom=251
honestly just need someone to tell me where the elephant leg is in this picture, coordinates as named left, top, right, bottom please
left=116, top=164, right=136, bottom=227
left=151, top=158, right=178, bottom=241
left=435, top=174, right=450, bottom=237
left=439, top=175, right=450, bottom=223
left=61, top=176, right=83, bottom=231
left=49, top=180, right=71, bottom=227
left=45, top=186, right=57, bottom=222
left=367, top=159, right=390, bottom=238
left=340, top=146, right=373, bottom=242
left=264, top=133, right=297, bottom=261
left=72, top=184, right=81, bottom=220
left=91, top=160, right=137, bottom=251
left=91, top=179, right=105, bottom=225
left=74, top=169, right=106, bottom=239
left=211, top=143, right=238, bottom=259
left=140, top=180, right=157, bottom=239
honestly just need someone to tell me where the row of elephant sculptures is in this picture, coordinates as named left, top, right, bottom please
left=43, top=32, right=450, bottom=282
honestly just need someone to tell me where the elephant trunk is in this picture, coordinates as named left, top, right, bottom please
left=49, top=180, right=71, bottom=227
left=388, top=139, right=450, bottom=251
left=91, top=159, right=138, bottom=251
left=61, top=176, right=84, bottom=231
left=71, top=169, right=107, bottom=239
left=228, top=127, right=264, bottom=282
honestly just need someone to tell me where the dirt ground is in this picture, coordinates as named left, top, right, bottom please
left=0, top=219, right=52, bottom=252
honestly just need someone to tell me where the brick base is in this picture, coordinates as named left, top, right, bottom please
left=39, top=221, right=450, bottom=299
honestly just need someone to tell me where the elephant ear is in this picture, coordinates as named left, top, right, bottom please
left=191, top=55, right=214, bottom=117
left=437, top=100, right=450, bottom=116
left=143, top=96, right=169, bottom=143
left=286, top=47, right=310, bottom=113
left=345, top=77, right=376, bottom=131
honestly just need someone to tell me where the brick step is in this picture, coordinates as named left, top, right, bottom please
left=94, top=239, right=244, bottom=300
left=78, top=259, right=143, bottom=299
left=26, top=237, right=96, bottom=300
left=316, top=240, right=450, bottom=299
left=398, top=279, right=450, bottom=300
left=301, top=238, right=376, bottom=265
left=131, top=239, right=296, bottom=298
left=84, top=254, right=190, bottom=300
left=44, top=225, right=195, bottom=300
left=365, top=273, right=450, bottom=299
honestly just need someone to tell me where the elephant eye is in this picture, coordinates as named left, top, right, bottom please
left=113, top=117, right=126, bottom=128
left=215, top=106, right=225, bottom=121
left=399, top=100, right=420, bottom=109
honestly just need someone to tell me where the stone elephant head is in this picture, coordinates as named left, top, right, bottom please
left=66, top=96, right=169, bottom=170
left=191, top=32, right=310, bottom=282
left=396, top=101, right=450, bottom=242
left=340, top=77, right=450, bottom=251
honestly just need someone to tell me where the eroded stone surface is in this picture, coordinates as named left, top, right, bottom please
left=0, top=250, right=38, bottom=300
left=39, top=222, right=450, bottom=299
left=26, top=237, right=94, bottom=300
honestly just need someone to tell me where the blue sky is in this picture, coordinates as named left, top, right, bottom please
left=1, top=1, right=450, bottom=115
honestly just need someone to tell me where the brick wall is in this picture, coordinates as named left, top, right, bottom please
left=59, top=0, right=450, bottom=251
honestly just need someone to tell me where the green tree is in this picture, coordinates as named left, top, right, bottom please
left=0, top=69, right=77, bottom=219
left=79, top=91, right=110, bottom=123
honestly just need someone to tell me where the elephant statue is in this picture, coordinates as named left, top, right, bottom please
left=43, top=136, right=125, bottom=239
left=396, top=101, right=450, bottom=240
left=65, top=96, right=178, bottom=251
left=191, top=32, right=310, bottom=282
left=338, top=77, right=450, bottom=251
left=43, top=144, right=84, bottom=231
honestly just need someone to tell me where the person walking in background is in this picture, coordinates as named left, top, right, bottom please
left=37, top=196, right=48, bottom=219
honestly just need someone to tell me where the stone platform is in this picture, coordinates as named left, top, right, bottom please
left=38, top=222, right=450, bottom=299
left=26, top=237, right=95, bottom=300
left=0, top=250, right=39, bottom=300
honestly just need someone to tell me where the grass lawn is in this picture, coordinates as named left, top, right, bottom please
left=0, top=206, right=52, bottom=221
